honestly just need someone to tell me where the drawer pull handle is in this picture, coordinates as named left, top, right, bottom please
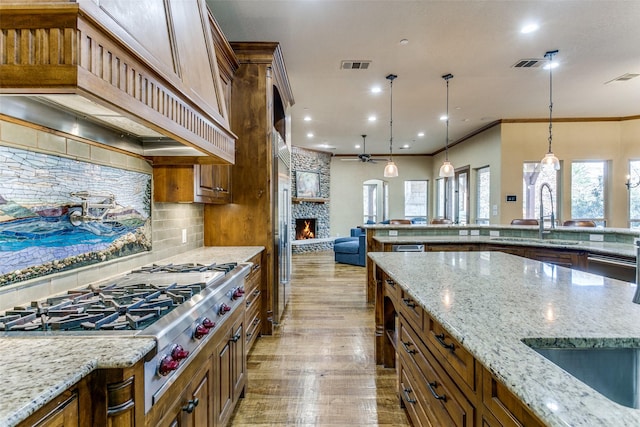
left=253, top=290, right=260, bottom=296
left=230, top=333, right=241, bottom=343
left=427, top=381, right=446, bottom=401
left=401, top=340, right=417, bottom=354
left=253, top=318, right=260, bottom=325
left=402, top=298, right=416, bottom=308
left=435, top=333, right=455, bottom=351
left=385, top=279, right=396, bottom=288
left=402, top=388, right=417, bottom=404
left=252, top=264, right=261, bottom=271
left=182, top=398, right=199, bottom=413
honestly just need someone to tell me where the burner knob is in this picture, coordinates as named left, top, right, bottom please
left=202, top=318, right=215, bottom=329
left=232, top=288, right=245, bottom=300
left=194, top=324, right=210, bottom=339
left=219, top=303, right=231, bottom=315
left=171, top=345, right=189, bottom=360
left=158, top=355, right=180, bottom=376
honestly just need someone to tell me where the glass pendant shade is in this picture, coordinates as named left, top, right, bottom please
left=384, top=161, right=399, bottom=178
left=541, top=152, right=560, bottom=170
left=439, top=160, right=455, bottom=177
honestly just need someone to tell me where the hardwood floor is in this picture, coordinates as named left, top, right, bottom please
left=229, top=251, right=410, bottom=426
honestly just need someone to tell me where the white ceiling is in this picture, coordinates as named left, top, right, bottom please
left=206, top=0, right=640, bottom=157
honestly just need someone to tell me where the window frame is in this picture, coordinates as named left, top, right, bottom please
left=570, top=160, right=607, bottom=227
left=475, top=166, right=490, bottom=225
left=403, top=180, right=428, bottom=221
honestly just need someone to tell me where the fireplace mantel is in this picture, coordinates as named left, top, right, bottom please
left=292, top=197, right=329, bottom=204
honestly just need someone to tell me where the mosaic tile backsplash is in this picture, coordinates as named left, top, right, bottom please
left=0, top=146, right=151, bottom=286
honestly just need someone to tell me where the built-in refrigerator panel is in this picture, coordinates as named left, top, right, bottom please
left=273, top=131, right=291, bottom=325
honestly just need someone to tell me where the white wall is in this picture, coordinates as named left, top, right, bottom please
left=430, top=125, right=502, bottom=224
left=330, top=156, right=431, bottom=236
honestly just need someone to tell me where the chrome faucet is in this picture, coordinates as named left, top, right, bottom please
left=539, top=183, right=555, bottom=239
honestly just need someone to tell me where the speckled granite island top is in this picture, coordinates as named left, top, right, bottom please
left=0, top=246, right=264, bottom=427
left=368, top=251, right=640, bottom=427
left=0, top=337, right=155, bottom=427
left=373, top=235, right=637, bottom=258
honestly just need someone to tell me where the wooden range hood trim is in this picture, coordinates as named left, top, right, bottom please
left=0, top=2, right=236, bottom=165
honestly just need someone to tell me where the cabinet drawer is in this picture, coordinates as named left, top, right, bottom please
left=399, top=321, right=475, bottom=427
left=482, top=368, right=544, bottom=427
left=245, top=285, right=261, bottom=312
left=399, top=288, right=423, bottom=332
left=399, top=362, right=432, bottom=427
left=384, top=276, right=399, bottom=305
left=424, top=313, right=476, bottom=392
left=245, top=302, right=261, bottom=351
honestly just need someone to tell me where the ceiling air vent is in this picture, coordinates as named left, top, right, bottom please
left=340, top=60, right=371, bottom=70
left=511, top=58, right=545, bottom=68
left=605, top=73, right=640, bottom=84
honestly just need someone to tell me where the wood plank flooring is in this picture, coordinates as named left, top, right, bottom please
left=229, top=251, right=410, bottom=426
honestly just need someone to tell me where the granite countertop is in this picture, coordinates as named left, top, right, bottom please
left=373, top=234, right=637, bottom=258
left=0, top=337, right=155, bottom=427
left=0, top=245, right=264, bottom=427
left=368, top=251, right=640, bottom=426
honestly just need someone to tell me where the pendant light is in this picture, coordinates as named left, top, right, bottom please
left=540, top=50, right=561, bottom=170
left=384, top=73, right=399, bottom=178
left=439, top=73, right=455, bottom=178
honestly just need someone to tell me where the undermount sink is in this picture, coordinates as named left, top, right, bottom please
left=490, top=237, right=581, bottom=245
left=524, top=341, right=640, bottom=409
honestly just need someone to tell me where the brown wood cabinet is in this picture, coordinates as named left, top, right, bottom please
left=204, top=42, right=295, bottom=336
left=213, top=307, right=245, bottom=427
left=19, top=387, right=81, bottom=427
left=155, top=360, right=212, bottom=427
left=376, top=264, right=546, bottom=427
left=153, top=164, right=231, bottom=204
left=244, top=252, right=263, bottom=353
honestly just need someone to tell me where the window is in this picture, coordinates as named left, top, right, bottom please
left=476, top=166, right=490, bottom=224
left=629, top=160, right=640, bottom=228
left=571, top=161, right=606, bottom=226
left=522, top=162, right=558, bottom=222
left=363, top=183, right=377, bottom=224
left=455, top=168, right=470, bottom=225
left=404, top=180, right=428, bottom=222
left=435, top=178, right=445, bottom=219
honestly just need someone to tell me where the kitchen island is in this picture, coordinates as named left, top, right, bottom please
left=0, top=246, right=264, bottom=427
left=369, top=251, right=640, bottom=426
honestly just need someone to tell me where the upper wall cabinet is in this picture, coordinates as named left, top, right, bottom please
left=0, top=0, right=236, bottom=163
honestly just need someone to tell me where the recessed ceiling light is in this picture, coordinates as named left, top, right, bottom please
left=417, top=132, right=425, bottom=137
left=355, top=144, right=361, bottom=149
left=440, top=115, right=448, bottom=121
left=521, top=23, right=539, bottom=34
left=371, top=86, right=382, bottom=94
left=307, top=132, right=314, bottom=138
left=303, top=115, right=311, bottom=121
left=402, top=144, right=410, bottom=149
left=543, top=62, right=559, bottom=70
left=399, top=39, right=409, bottom=45
left=368, top=116, right=376, bottom=122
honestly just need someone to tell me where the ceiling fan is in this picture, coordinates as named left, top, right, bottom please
left=341, top=135, right=378, bottom=163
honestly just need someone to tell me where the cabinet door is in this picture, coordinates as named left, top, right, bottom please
left=184, top=369, right=211, bottom=427
left=195, top=164, right=231, bottom=204
left=215, top=335, right=233, bottom=426
left=231, top=319, right=246, bottom=401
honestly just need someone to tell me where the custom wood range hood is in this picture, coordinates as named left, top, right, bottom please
left=0, top=0, right=237, bottom=165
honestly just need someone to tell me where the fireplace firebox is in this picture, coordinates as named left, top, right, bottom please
left=295, top=218, right=317, bottom=240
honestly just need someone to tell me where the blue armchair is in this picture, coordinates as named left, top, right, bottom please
left=334, top=228, right=366, bottom=267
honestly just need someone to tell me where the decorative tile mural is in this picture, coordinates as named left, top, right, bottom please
left=0, top=146, right=151, bottom=286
